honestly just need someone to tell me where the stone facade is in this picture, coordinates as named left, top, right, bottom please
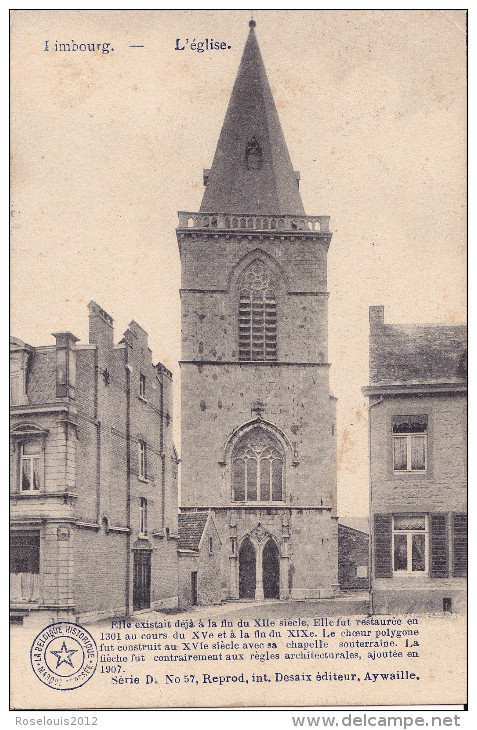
left=364, top=306, right=467, bottom=614
left=10, top=302, right=179, bottom=627
left=178, top=23, right=338, bottom=602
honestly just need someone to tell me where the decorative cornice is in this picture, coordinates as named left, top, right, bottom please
left=177, top=230, right=332, bottom=244
left=10, top=518, right=44, bottom=526
left=180, top=289, right=329, bottom=297
left=288, top=291, right=329, bottom=297
left=180, top=505, right=333, bottom=512
left=363, top=382, right=467, bottom=396
left=180, top=361, right=331, bottom=367
left=10, top=492, right=79, bottom=501
left=10, top=423, right=49, bottom=438
left=180, top=288, right=228, bottom=294
left=10, top=403, right=74, bottom=415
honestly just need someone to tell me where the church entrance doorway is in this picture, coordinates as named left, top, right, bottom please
left=262, top=539, right=280, bottom=599
left=239, top=538, right=256, bottom=598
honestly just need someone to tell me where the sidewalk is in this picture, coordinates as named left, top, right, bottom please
left=121, top=591, right=371, bottom=625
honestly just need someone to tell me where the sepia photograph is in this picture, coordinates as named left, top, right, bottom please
left=10, top=9, right=467, bottom=713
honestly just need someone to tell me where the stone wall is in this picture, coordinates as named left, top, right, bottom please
left=338, top=524, right=369, bottom=590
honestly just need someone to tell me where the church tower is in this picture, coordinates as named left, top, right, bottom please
left=177, top=21, right=338, bottom=600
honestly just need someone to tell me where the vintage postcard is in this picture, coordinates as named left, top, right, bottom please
left=10, top=9, right=467, bottom=711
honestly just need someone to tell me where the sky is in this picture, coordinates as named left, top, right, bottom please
left=11, top=9, right=466, bottom=531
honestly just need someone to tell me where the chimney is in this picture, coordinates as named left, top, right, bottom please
left=88, top=301, right=114, bottom=350
left=52, top=332, right=79, bottom=399
left=369, top=305, right=385, bottom=329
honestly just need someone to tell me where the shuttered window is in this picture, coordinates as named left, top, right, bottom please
left=374, top=514, right=392, bottom=578
left=375, top=513, right=462, bottom=580
left=429, top=513, right=448, bottom=578
left=239, top=262, right=277, bottom=361
left=452, top=513, right=467, bottom=577
left=392, top=515, right=427, bottom=573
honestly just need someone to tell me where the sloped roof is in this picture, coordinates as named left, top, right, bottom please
left=10, top=336, right=32, bottom=351
left=338, top=523, right=369, bottom=538
left=200, top=23, right=305, bottom=216
left=370, top=321, right=467, bottom=385
left=178, top=512, right=209, bottom=551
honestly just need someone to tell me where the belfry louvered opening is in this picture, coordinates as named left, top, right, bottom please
left=238, top=261, right=277, bottom=361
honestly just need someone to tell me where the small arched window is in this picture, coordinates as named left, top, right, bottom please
left=232, top=428, right=284, bottom=502
left=245, top=137, right=262, bottom=170
left=238, top=261, right=277, bottom=361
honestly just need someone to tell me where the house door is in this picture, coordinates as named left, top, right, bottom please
left=262, top=539, right=280, bottom=599
left=191, top=571, right=198, bottom=605
left=239, top=538, right=256, bottom=599
left=133, top=550, right=151, bottom=611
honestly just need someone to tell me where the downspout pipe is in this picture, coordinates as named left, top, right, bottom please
left=157, top=372, right=165, bottom=531
left=94, top=346, right=101, bottom=525
left=125, top=351, right=132, bottom=617
left=367, top=396, right=384, bottom=616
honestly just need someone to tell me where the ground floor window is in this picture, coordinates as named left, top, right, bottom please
left=392, top=515, right=427, bottom=573
left=10, top=531, right=40, bottom=573
left=10, top=531, right=40, bottom=602
left=375, top=512, right=467, bottom=579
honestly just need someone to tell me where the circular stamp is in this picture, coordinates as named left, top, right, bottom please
left=30, top=622, right=98, bottom=690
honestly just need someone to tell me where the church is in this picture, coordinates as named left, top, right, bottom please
left=177, top=21, right=338, bottom=602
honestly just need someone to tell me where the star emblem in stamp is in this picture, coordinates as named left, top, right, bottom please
left=30, top=622, right=98, bottom=690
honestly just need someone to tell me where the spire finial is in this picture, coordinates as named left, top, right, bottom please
left=199, top=12, right=306, bottom=216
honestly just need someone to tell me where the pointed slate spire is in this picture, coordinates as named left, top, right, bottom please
left=200, top=21, right=306, bottom=216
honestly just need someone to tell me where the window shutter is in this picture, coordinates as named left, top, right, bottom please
left=374, top=514, right=392, bottom=578
left=452, top=513, right=467, bottom=577
left=429, top=513, right=448, bottom=578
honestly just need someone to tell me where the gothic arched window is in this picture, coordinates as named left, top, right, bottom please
left=232, top=428, right=284, bottom=502
left=238, top=261, right=277, bottom=361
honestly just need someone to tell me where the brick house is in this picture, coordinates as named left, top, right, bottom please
left=177, top=511, right=223, bottom=608
left=177, top=21, right=338, bottom=602
left=363, top=306, right=467, bottom=613
left=10, top=302, right=179, bottom=626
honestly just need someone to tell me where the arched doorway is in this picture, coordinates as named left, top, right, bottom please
left=262, top=539, right=280, bottom=599
left=239, top=538, right=256, bottom=598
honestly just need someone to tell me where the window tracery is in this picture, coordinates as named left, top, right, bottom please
left=232, top=428, right=283, bottom=502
